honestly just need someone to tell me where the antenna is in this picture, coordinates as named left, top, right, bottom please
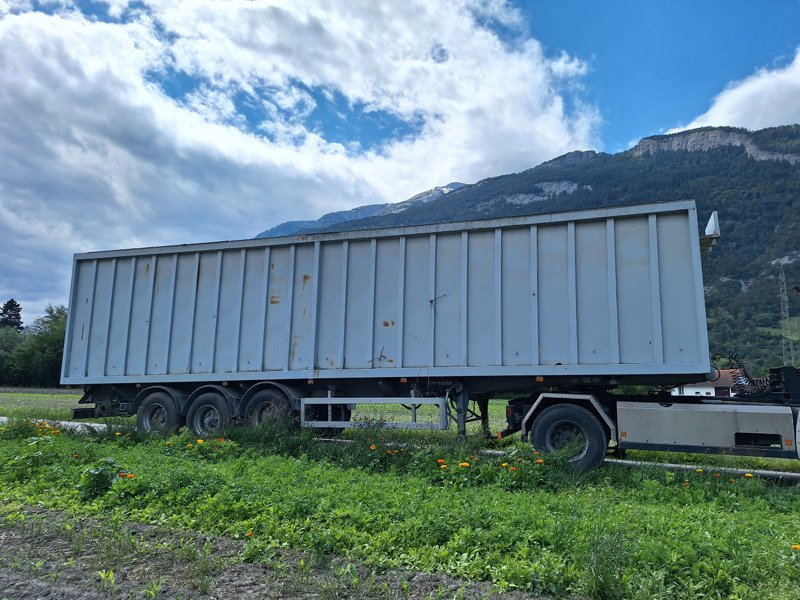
left=779, top=267, right=795, bottom=366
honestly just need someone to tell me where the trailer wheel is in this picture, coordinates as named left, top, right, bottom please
left=245, top=389, right=294, bottom=428
left=136, top=392, right=181, bottom=434
left=530, top=404, right=608, bottom=472
left=186, top=392, right=231, bottom=438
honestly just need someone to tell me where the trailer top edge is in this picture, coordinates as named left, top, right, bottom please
left=72, top=200, right=698, bottom=261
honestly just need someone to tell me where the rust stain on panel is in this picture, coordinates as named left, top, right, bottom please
left=269, top=295, right=281, bottom=304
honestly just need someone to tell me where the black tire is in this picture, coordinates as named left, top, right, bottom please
left=186, top=392, right=231, bottom=438
left=530, top=404, right=609, bottom=472
left=136, top=392, right=181, bottom=434
left=245, top=389, right=293, bottom=428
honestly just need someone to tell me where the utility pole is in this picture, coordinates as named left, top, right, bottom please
left=779, top=267, right=795, bottom=366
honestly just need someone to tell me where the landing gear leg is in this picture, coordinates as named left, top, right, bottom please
left=476, top=395, right=491, bottom=438
left=456, top=388, right=469, bottom=439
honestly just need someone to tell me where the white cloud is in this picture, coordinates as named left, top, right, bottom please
left=673, top=48, right=800, bottom=132
left=0, top=1, right=598, bottom=321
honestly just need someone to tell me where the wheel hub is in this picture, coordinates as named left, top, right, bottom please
left=196, top=406, right=220, bottom=435
left=546, top=420, right=588, bottom=461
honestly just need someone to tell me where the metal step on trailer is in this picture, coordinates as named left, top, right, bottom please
left=301, top=396, right=450, bottom=430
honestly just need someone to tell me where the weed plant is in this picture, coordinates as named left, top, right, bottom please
left=0, top=419, right=799, bottom=599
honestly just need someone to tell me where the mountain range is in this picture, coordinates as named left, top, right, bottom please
left=258, top=125, right=800, bottom=375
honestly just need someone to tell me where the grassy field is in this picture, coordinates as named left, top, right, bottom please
left=2, top=390, right=798, bottom=473
left=0, top=390, right=504, bottom=435
left=1, top=416, right=800, bottom=599
left=0, top=390, right=84, bottom=421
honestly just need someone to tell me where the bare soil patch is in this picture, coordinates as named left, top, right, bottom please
left=0, top=506, right=537, bottom=599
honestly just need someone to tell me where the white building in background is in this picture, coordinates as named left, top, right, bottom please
left=672, top=369, right=738, bottom=397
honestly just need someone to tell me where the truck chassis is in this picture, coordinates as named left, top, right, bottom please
left=73, top=364, right=800, bottom=472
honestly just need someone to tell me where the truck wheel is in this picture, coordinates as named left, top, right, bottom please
left=530, top=404, right=608, bottom=472
left=186, top=392, right=231, bottom=438
left=136, top=392, right=181, bottom=434
left=245, top=389, right=293, bottom=428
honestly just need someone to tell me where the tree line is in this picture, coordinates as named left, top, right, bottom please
left=0, top=299, right=67, bottom=387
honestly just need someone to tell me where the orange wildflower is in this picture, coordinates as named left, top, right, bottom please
left=440, top=464, right=448, bottom=469
left=369, top=444, right=376, bottom=450
left=744, top=473, right=753, bottom=478
left=246, top=530, right=253, bottom=538
left=436, top=459, right=445, bottom=464
left=509, top=466, right=517, bottom=471
left=127, top=473, right=135, bottom=479
left=791, top=544, right=800, bottom=550
left=458, top=462, right=470, bottom=468
left=535, top=459, right=544, bottom=464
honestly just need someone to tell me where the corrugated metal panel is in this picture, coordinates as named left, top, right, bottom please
left=61, top=201, right=711, bottom=385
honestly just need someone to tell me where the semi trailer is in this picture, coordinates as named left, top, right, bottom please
left=62, top=200, right=800, bottom=470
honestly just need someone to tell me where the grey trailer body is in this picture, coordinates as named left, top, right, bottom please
left=62, top=200, right=710, bottom=387
left=64, top=198, right=800, bottom=471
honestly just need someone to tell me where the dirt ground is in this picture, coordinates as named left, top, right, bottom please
left=0, top=506, right=539, bottom=600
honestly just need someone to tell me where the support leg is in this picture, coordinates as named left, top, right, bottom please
left=476, top=395, right=491, bottom=438
left=456, top=388, right=469, bottom=438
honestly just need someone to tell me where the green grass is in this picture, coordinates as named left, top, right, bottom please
left=348, top=399, right=507, bottom=433
left=0, top=390, right=134, bottom=424
left=3, top=389, right=798, bottom=473
left=0, top=391, right=83, bottom=421
left=1, top=421, right=799, bottom=599
left=627, top=449, right=800, bottom=473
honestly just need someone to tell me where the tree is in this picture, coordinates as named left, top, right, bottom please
left=0, top=299, right=23, bottom=331
left=4, top=305, right=67, bottom=387
left=0, top=326, right=23, bottom=384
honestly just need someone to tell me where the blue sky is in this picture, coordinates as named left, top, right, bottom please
left=522, top=0, right=800, bottom=151
left=1, top=0, right=799, bottom=319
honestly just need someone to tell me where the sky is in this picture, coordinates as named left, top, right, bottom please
left=1, top=0, right=799, bottom=324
